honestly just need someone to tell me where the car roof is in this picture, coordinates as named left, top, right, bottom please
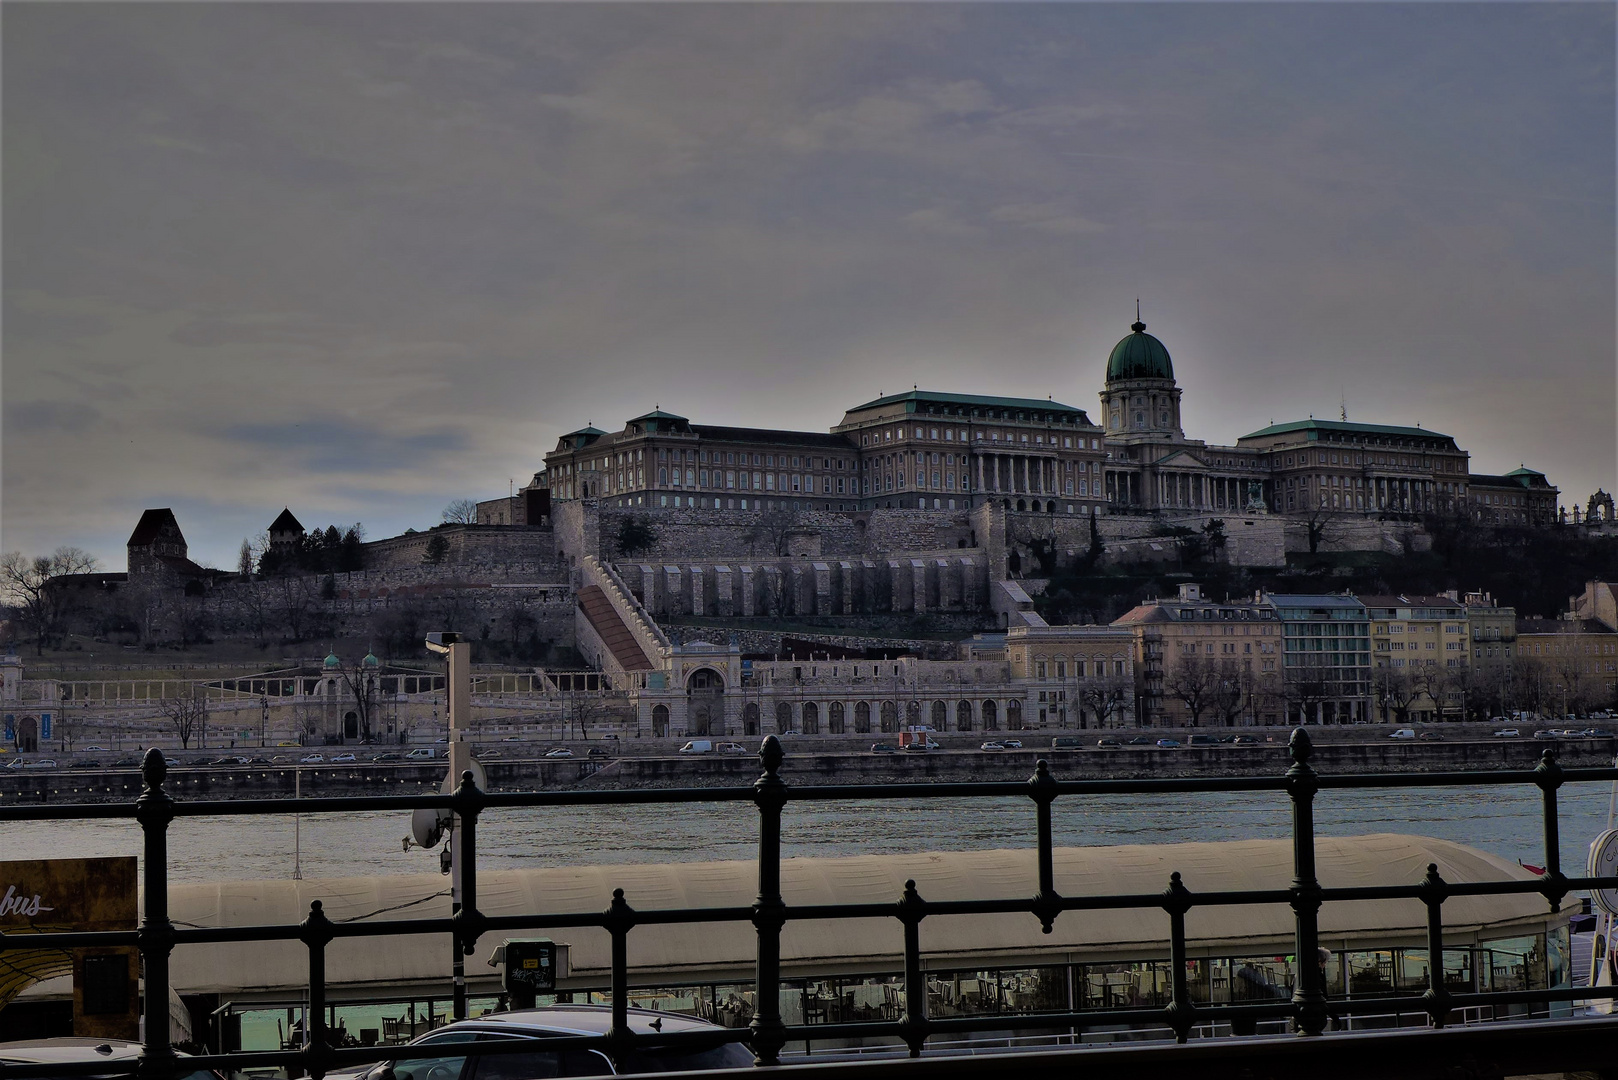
left=0, top=1039, right=144, bottom=1064
left=432, top=1005, right=720, bottom=1038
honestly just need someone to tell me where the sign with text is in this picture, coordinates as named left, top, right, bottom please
left=0, top=857, right=138, bottom=1039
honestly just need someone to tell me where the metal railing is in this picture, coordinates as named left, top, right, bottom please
left=3, top=728, right=1618, bottom=1080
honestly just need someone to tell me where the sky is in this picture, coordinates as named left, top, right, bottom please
left=4, top=3, right=1614, bottom=572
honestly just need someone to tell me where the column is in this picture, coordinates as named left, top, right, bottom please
left=976, top=454, right=985, bottom=494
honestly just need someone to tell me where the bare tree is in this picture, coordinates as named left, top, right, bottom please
left=745, top=507, right=801, bottom=557
left=1164, top=653, right=1223, bottom=727
left=568, top=690, right=607, bottom=740
left=158, top=686, right=209, bottom=749
left=1079, top=673, right=1133, bottom=730
left=238, top=540, right=255, bottom=579
left=1283, top=655, right=1337, bottom=725
left=442, top=499, right=480, bottom=525
left=273, top=575, right=318, bottom=642
left=1373, top=666, right=1422, bottom=725
left=330, top=656, right=383, bottom=743
left=0, top=547, right=100, bottom=654
left=1210, top=661, right=1249, bottom=727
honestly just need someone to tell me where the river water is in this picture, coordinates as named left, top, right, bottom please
left=11, top=782, right=1618, bottom=882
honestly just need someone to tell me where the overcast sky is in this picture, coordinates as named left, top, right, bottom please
left=4, top=3, right=1614, bottom=571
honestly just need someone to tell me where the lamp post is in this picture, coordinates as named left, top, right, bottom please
left=425, top=632, right=471, bottom=1020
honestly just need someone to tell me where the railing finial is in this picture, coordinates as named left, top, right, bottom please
left=759, top=733, right=784, bottom=774
left=140, top=746, right=168, bottom=792
left=1288, top=726, right=1313, bottom=764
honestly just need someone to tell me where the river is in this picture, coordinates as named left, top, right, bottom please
left=10, top=782, right=1617, bottom=882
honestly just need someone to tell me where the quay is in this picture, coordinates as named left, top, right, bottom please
left=4, top=733, right=1618, bottom=801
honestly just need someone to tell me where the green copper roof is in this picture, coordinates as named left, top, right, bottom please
left=845, top=389, right=1087, bottom=417
left=1106, top=320, right=1174, bottom=382
left=627, top=409, right=688, bottom=423
left=1238, top=419, right=1454, bottom=443
left=1505, top=467, right=1545, bottom=478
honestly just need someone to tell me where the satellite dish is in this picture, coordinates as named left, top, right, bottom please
left=411, top=805, right=449, bottom=849
left=441, top=758, right=488, bottom=795
left=1589, top=829, right=1618, bottom=915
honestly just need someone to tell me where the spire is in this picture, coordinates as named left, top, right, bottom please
left=1131, top=298, right=1145, bottom=334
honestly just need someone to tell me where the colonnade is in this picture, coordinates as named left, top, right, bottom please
left=974, top=453, right=1065, bottom=496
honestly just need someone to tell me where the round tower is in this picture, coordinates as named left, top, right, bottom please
left=1100, top=313, right=1182, bottom=439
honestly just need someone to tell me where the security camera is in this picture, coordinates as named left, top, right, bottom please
left=424, top=632, right=462, bottom=656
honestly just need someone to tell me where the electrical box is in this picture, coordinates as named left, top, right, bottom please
left=502, top=939, right=564, bottom=1008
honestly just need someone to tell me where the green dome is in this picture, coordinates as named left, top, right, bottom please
left=323, top=651, right=341, bottom=670
left=1106, top=319, right=1174, bottom=382
left=362, top=651, right=380, bottom=668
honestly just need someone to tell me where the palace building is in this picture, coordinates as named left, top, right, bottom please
left=538, top=317, right=1556, bottom=523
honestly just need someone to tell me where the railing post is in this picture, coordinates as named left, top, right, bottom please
left=1285, top=728, right=1328, bottom=1036
left=1417, top=863, right=1452, bottom=1028
left=299, top=900, right=337, bottom=1080
left=1028, top=760, right=1062, bottom=933
left=897, top=880, right=928, bottom=1058
left=605, top=888, right=637, bottom=1058
left=1533, top=750, right=1568, bottom=913
left=749, top=736, right=788, bottom=1066
left=135, top=748, right=177, bottom=1080
left=1162, top=872, right=1196, bottom=1043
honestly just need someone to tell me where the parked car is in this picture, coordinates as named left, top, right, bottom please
left=545, top=747, right=575, bottom=758
left=299, top=754, right=325, bottom=764
left=979, top=741, right=1005, bottom=752
left=1095, top=737, right=1121, bottom=748
left=404, top=748, right=437, bottom=760
left=1155, top=739, right=1181, bottom=749
left=1050, top=736, right=1085, bottom=750
left=80, top=745, right=110, bottom=753
left=1389, top=729, right=1416, bottom=740
left=1417, top=731, right=1442, bottom=741
left=1188, top=734, right=1217, bottom=747
left=1000, top=739, right=1023, bottom=749
left=22, top=759, right=60, bottom=770
left=331, top=753, right=358, bottom=763
left=588, top=746, right=613, bottom=758
left=69, top=759, right=101, bottom=769
left=0, top=1037, right=223, bottom=1080
left=717, top=742, right=748, bottom=755
left=503, top=735, right=523, bottom=741
left=372, top=752, right=401, bottom=762
left=870, top=743, right=899, bottom=754
left=480, top=750, right=503, bottom=759
left=343, top=1004, right=752, bottom=1078
left=1533, top=729, right=1559, bottom=740
left=112, top=757, right=142, bottom=768
left=1232, top=735, right=1258, bottom=745
left=1127, top=736, right=1153, bottom=746
left=678, top=740, right=711, bottom=755
left=2, top=758, right=23, bottom=770
left=902, top=738, right=941, bottom=752
left=1493, top=729, right=1522, bottom=738
left=209, top=756, right=251, bottom=765
left=1586, top=729, right=1616, bottom=739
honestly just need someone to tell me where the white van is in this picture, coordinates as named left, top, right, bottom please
left=404, top=748, right=437, bottom=760
left=678, top=740, right=713, bottom=754
left=1389, top=729, right=1416, bottom=740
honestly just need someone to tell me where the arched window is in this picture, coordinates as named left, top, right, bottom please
left=802, top=702, right=820, bottom=735
left=906, top=700, right=923, bottom=727
left=956, top=700, right=973, bottom=732
left=855, top=701, right=872, bottom=733
left=880, top=701, right=898, bottom=733
left=652, top=704, right=669, bottom=737
left=931, top=700, right=948, bottom=730
left=982, top=699, right=998, bottom=731
left=776, top=701, right=793, bottom=732
left=828, top=701, right=846, bottom=734
left=743, top=702, right=759, bottom=737
left=1007, top=700, right=1024, bottom=730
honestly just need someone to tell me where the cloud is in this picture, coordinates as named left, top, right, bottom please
left=1, top=3, right=1612, bottom=569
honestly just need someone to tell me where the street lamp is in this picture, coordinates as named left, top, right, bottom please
left=424, top=631, right=472, bottom=1021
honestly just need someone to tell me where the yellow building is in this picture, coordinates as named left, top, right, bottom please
left=1362, top=595, right=1469, bottom=723
left=1112, top=584, right=1284, bottom=728
left=1515, top=617, right=1618, bottom=718
left=1004, top=625, right=1137, bottom=729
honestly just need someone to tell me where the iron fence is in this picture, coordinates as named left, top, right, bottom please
left=3, top=729, right=1618, bottom=1080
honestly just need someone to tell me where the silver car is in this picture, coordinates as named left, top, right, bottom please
left=345, top=1005, right=752, bottom=1078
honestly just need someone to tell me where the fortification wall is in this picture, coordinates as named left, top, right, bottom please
left=361, top=525, right=562, bottom=574
left=594, top=504, right=978, bottom=562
